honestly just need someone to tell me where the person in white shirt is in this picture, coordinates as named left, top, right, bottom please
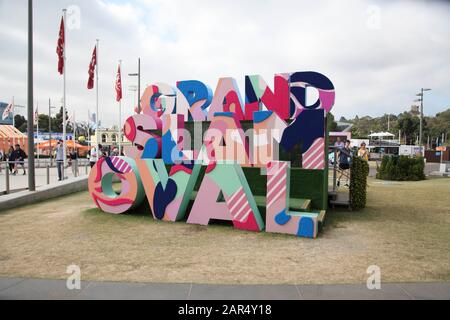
left=55, top=140, right=65, bottom=181
left=89, top=147, right=98, bottom=168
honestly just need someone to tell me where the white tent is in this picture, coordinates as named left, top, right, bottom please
left=369, top=132, right=395, bottom=138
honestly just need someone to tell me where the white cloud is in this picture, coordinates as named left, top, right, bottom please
left=0, top=0, right=449, bottom=127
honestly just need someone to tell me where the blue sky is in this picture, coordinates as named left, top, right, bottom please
left=0, top=0, right=449, bottom=127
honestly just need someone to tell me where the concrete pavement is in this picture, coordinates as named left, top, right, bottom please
left=0, top=163, right=91, bottom=195
left=0, top=278, right=449, bottom=300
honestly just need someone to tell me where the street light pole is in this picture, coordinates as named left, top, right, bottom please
left=118, top=59, right=122, bottom=156
left=48, top=98, right=56, bottom=165
left=138, top=58, right=141, bottom=114
left=96, top=39, right=100, bottom=150
left=416, top=88, right=431, bottom=148
left=12, top=96, right=15, bottom=127
left=128, top=58, right=141, bottom=114
left=27, top=0, right=35, bottom=191
left=129, top=85, right=137, bottom=111
left=419, top=88, right=424, bottom=147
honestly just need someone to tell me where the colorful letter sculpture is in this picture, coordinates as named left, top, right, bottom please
left=88, top=157, right=145, bottom=214
left=88, top=71, right=335, bottom=239
left=266, top=161, right=318, bottom=238
left=188, top=161, right=264, bottom=232
left=136, top=159, right=201, bottom=221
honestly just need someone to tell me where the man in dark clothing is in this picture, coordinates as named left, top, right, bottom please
left=69, top=148, right=79, bottom=177
left=337, top=140, right=352, bottom=187
left=7, top=146, right=15, bottom=173
left=12, top=144, right=27, bottom=175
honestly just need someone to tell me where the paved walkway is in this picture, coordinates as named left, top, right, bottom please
left=0, top=278, right=449, bottom=300
left=0, top=165, right=90, bottom=194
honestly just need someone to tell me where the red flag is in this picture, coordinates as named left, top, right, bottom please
left=115, top=64, right=122, bottom=102
left=87, top=46, right=97, bottom=90
left=56, top=17, right=65, bottom=75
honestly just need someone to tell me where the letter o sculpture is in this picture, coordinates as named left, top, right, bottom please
left=88, top=156, right=145, bottom=214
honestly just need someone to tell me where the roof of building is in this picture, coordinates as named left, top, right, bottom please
left=0, top=125, right=27, bottom=139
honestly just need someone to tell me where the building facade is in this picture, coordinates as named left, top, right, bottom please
left=90, top=127, right=131, bottom=153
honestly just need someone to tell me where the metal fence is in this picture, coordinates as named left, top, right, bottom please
left=1, top=159, right=91, bottom=195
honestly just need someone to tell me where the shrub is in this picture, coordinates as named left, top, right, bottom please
left=376, top=156, right=389, bottom=180
left=350, top=156, right=369, bottom=210
left=376, top=155, right=425, bottom=181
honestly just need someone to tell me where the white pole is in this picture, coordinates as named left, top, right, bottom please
left=36, top=101, right=39, bottom=160
left=118, top=59, right=122, bottom=156
left=73, top=110, right=76, bottom=141
left=95, top=39, right=99, bottom=156
left=62, top=8, right=67, bottom=176
left=12, top=96, right=15, bottom=128
left=88, top=110, right=91, bottom=149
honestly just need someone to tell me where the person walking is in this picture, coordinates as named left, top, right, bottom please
left=337, top=140, right=352, bottom=187
left=7, top=146, right=15, bottom=174
left=89, top=146, right=98, bottom=168
left=12, top=144, right=27, bottom=175
left=0, top=149, right=5, bottom=174
left=69, top=148, right=79, bottom=177
left=55, top=140, right=65, bottom=181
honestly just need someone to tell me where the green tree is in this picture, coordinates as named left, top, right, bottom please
left=54, top=107, right=72, bottom=133
left=36, top=114, right=50, bottom=132
left=327, top=112, right=338, bottom=132
left=14, top=115, right=27, bottom=132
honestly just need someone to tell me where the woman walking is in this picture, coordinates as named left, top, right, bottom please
left=7, top=146, right=15, bottom=174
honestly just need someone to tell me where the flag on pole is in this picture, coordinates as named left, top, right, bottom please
left=87, top=46, right=97, bottom=89
left=73, top=111, right=76, bottom=128
left=68, top=111, right=76, bottom=128
left=2, top=103, right=14, bottom=121
left=56, top=16, right=65, bottom=75
left=66, top=112, right=72, bottom=126
left=115, top=64, right=122, bottom=102
left=34, top=105, right=39, bottom=125
left=90, top=112, right=96, bottom=123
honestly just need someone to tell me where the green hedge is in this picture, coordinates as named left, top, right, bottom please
left=190, top=166, right=328, bottom=211
left=242, top=167, right=328, bottom=210
left=350, top=157, right=369, bottom=210
left=376, top=155, right=425, bottom=181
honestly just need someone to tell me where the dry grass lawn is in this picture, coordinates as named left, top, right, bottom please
left=0, top=177, right=449, bottom=285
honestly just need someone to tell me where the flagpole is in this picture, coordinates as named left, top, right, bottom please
left=73, top=111, right=76, bottom=141
left=36, top=101, right=39, bottom=160
left=95, top=39, right=99, bottom=154
left=49, top=98, right=53, bottom=165
left=88, top=110, right=91, bottom=149
left=62, top=8, right=67, bottom=178
left=27, top=0, right=35, bottom=191
left=12, top=96, right=15, bottom=127
left=118, top=59, right=122, bottom=156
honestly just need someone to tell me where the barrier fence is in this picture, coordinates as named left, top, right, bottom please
left=1, top=159, right=91, bottom=195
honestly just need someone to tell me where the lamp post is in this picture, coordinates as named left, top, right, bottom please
left=415, top=88, right=431, bottom=148
left=48, top=99, right=56, bottom=165
left=128, top=58, right=141, bottom=113
left=27, top=0, right=35, bottom=191
left=11, top=97, right=26, bottom=128
left=128, top=85, right=137, bottom=111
